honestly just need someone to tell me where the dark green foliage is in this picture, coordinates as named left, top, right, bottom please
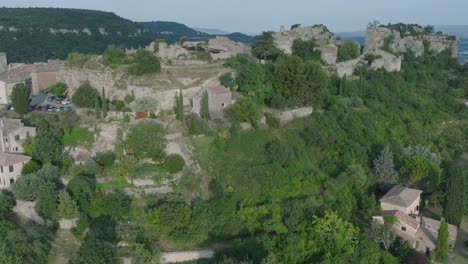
left=95, top=94, right=101, bottom=119
left=0, top=193, right=13, bottom=217
left=125, top=121, right=166, bottom=161
left=236, top=59, right=271, bottom=102
left=102, top=88, right=108, bottom=118
left=21, top=160, right=41, bottom=175
left=165, top=154, right=186, bottom=174
left=128, top=49, right=161, bottom=76
left=12, top=164, right=60, bottom=201
left=11, top=83, right=31, bottom=115
left=102, top=45, right=126, bottom=66
left=66, top=176, right=96, bottom=213
left=444, top=165, right=466, bottom=226
left=219, top=72, right=236, bottom=90
left=265, top=139, right=296, bottom=168
left=32, top=128, right=62, bottom=163
left=252, top=31, right=281, bottom=61
left=48, top=82, right=67, bottom=95
left=70, top=238, right=116, bottom=264
left=57, top=191, right=79, bottom=219
left=201, top=90, right=210, bottom=120
left=72, top=81, right=99, bottom=109
left=187, top=115, right=208, bottom=135
left=89, top=192, right=132, bottom=219
left=94, top=152, right=116, bottom=167
left=432, top=218, right=449, bottom=263
left=273, top=55, right=328, bottom=105
left=292, top=38, right=322, bottom=62
left=175, top=92, right=184, bottom=121
left=291, top=24, right=301, bottom=30
left=265, top=113, right=280, bottom=129
left=35, top=181, right=58, bottom=218
left=382, top=35, right=395, bottom=54
left=337, top=41, right=361, bottom=62
left=226, top=98, right=261, bottom=125
left=145, top=201, right=191, bottom=236
left=0, top=8, right=158, bottom=63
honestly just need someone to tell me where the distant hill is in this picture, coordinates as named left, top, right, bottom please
left=434, top=25, right=468, bottom=38
left=193, top=27, right=230, bottom=35
left=0, top=7, right=157, bottom=63
left=138, top=21, right=211, bottom=42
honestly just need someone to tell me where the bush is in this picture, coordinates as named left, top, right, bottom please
left=187, top=115, right=208, bottom=135
left=102, top=45, right=126, bottom=66
left=66, top=52, right=92, bottom=68
left=265, top=113, right=280, bottom=129
left=219, top=73, right=236, bottom=90
left=48, top=82, right=68, bottom=95
left=125, top=121, right=166, bottom=161
left=114, top=100, right=125, bottom=111
left=128, top=49, right=161, bottom=76
left=449, top=88, right=465, bottom=98
left=165, top=154, right=185, bottom=174
left=73, top=81, right=99, bottom=108
left=82, top=159, right=99, bottom=175
left=21, top=160, right=41, bottom=175
left=94, top=152, right=116, bottom=167
left=337, top=41, right=360, bottom=62
left=226, top=98, right=261, bottom=125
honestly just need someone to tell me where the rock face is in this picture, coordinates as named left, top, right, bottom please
left=364, top=26, right=458, bottom=58
left=206, top=37, right=251, bottom=60
left=273, top=25, right=334, bottom=54
left=336, top=59, right=362, bottom=77
left=370, top=50, right=402, bottom=72
left=158, top=43, right=191, bottom=60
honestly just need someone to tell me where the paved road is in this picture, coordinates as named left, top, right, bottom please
left=30, top=92, right=48, bottom=106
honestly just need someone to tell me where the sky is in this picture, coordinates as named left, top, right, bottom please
left=1, top=0, right=467, bottom=34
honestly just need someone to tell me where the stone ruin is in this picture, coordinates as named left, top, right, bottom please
left=156, top=36, right=251, bottom=61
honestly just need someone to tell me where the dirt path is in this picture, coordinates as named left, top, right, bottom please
left=48, top=229, right=81, bottom=264
left=161, top=250, right=214, bottom=263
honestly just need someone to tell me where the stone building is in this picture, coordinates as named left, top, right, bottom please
left=192, top=86, right=234, bottom=119
left=373, top=185, right=458, bottom=253
left=0, top=53, right=63, bottom=104
left=0, top=152, right=31, bottom=189
left=0, top=117, right=36, bottom=153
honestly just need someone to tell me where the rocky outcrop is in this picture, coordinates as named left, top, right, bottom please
left=205, top=37, right=251, bottom=60
left=273, top=25, right=334, bottom=54
left=158, top=43, right=191, bottom=60
left=370, top=50, right=402, bottom=72
left=336, top=58, right=362, bottom=77
left=364, top=26, right=458, bottom=58
left=320, top=44, right=338, bottom=65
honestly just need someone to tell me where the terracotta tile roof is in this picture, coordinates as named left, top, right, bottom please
left=382, top=210, right=420, bottom=230
left=380, top=184, right=422, bottom=207
left=208, top=85, right=231, bottom=95
left=0, top=152, right=31, bottom=166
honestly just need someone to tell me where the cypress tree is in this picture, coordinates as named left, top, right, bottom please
left=432, top=218, right=449, bottom=263
left=102, top=88, right=107, bottom=118
left=11, top=82, right=31, bottom=115
left=444, top=164, right=466, bottom=226
left=176, top=92, right=184, bottom=121
left=95, top=95, right=101, bottom=119
left=339, top=75, right=347, bottom=96
left=201, top=90, right=210, bottom=120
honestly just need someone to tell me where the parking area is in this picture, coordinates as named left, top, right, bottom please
left=29, top=91, right=74, bottom=113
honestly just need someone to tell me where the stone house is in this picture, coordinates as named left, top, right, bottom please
left=0, top=152, right=31, bottom=189
left=192, top=86, right=234, bottom=119
left=0, top=117, right=37, bottom=153
left=373, top=185, right=458, bottom=253
left=0, top=53, right=63, bottom=104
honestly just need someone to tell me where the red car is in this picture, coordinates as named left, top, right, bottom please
left=33, top=106, right=42, bottom=111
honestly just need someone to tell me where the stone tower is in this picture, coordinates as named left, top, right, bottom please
left=0, top=53, right=7, bottom=74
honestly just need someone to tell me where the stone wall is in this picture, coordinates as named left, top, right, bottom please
left=364, top=26, right=458, bottom=58
left=273, top=25, right=334, bottom=54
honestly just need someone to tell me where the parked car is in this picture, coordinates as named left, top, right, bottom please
left=4, top=105, right=12, bottom=110
left=63, top=106, right=73, bottom=112
left=28, top=105, right=36, bottom=111
left=33, top=106, right=42, bottom=111
left=61, top=99, right=71, bottom=105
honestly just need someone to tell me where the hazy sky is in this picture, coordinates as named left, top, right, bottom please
left=1, top=0, right=467, bottom=33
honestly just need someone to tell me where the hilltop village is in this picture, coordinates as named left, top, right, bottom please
left=0, top=22, right=467, bottom=264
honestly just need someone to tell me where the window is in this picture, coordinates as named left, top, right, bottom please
left=26, top=132, right=30, bottom=138
left=401, top=226, right=406, bottom=232
left=14, top=147, right=18, bottom=152
left=222, top=103, right=225, bottom=107
left=9, top=178, right=14, bottom=184
left=14, top=135, right=20, bottom=141
left=416, top=205, right=419, bottom=211
left=5, top=138, right=7, bottom=142
left=8, top=165, right=13, bottom=173
left=0, top=166, right=3, bottom=173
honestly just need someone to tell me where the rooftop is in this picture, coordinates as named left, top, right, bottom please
left=380, top=184, right=423, bottom=207
left=0, top=118, right=33, bottom=134
left=382, top=210, right=420, bottom=230
left=0, top=152, right=31, bottom=166
left=208, top=85, right=231, bottom=95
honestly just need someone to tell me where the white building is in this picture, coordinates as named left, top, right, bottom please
left=0, top=152, right=31, bottom=189
left=0, top=118, right=36, bottom=153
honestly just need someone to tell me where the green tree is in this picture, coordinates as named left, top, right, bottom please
left=21, top=160, right=41, bottom=175
left=125, top=121, right=166, bottom=161
left=102, top=88, right=107, bottom=118
left=252, top=31, right=280, bottom=61
left=444, top=165, right=466, bottom=226
left=128, top=49, right=161, bottom=76
left=95, top=94, right=101, bottom=119
left=236, top=59, right=270, bottom=101
left=337, top=41, right=360, bottom=62
left=175, top=92, right=184, bottom=121
left=219, top=73, right=236, bottom=90
left=0, top=193, right=13, bottom=217
left=226, top=98, right=261, bottom=125
left=374, top=147, right=399, bottom=188
left=273, top=55, right=328, bottom=105
left=70, top=238, right=116, bottom=264
left=432, top=218, right=449, bottom=263
left=48, top=82, right=67, bottom=95
left=72, top=81, right=99, bottom=109
left=11, top=82, right=31, bottom=115
left=401, top=155, right=440, bottom=183
left=57, top=191, right=79, bottom=219
left=292, top=38, right=322, bottom=62
left=201, top=90, right=210, bottom=120
left=165, top=154, right=185, bottom=174
left=32, top=129, right=62, bottom=163
left=339, top=75, right=347, bottom=96
left=102, top=45, right=126, bottom=66
left=370, top=221, right=396, bottom=251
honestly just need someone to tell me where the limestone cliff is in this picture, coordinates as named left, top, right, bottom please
left=364, top=25, right=458, bottom=58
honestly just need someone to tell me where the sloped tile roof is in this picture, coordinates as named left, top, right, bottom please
left=382, top=210, right=420, bottom=230
left=0, top=152, right=31, bottom=166
left=380, top=184, right=422, bottom=207
left=208, top=85, right=231, bottom=95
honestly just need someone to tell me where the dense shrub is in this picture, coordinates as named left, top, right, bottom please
left=219, top=72, right=236, bottom=90
left=21, top=160, right=41, bottom=175
left=337, top=41, right=360, bottom=62
left=48, top=82, right=68, bottom=95
left=94, top=152, right=116, bottom=167
left=128, top=49, right=161, bottom=76
left=72, top=81, right=99, bottom=108
left=165, top=154, right=185, bottom=174
left=187, top=115, right=209, bottom=135
left=125, top=121, right=166, bottom=161
left=226, top=98, right=262, bottom=125
left=102, top=45, right=126, bottom=66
